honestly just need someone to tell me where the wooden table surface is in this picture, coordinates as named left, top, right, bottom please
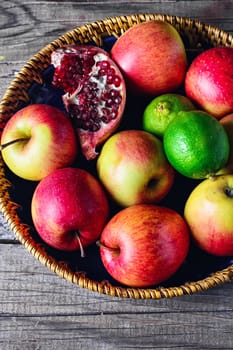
left=1, top=1, right=233, bottom=349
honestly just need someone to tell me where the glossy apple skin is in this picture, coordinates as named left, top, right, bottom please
left=219, top=113, right=233, bottom=174
left=98, top=204, right=190, bottom=287
left=1, top=104, right=78, bottom=181
left=111, top=21, right=187, bottom=96
left=31, top=167, right=109, bottom=251
left=184, top=175, right=233, bottom=256
left=185, top=47, right=233, bottom=118
left=97, top=130, right=175, bottom=207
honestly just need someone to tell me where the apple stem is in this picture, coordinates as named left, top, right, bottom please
left=96, top=240, right=120, bottom=254
left=0, top=138, right=29, bottom=151
left=75, top=233, right=85, bottom=258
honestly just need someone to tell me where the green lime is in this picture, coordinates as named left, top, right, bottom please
left=163, top=110, right=230, bottom=179
left=142, top=93, right=195, bottom=137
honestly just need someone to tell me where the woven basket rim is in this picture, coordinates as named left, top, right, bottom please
left=1, top=13, right=233, bottom=299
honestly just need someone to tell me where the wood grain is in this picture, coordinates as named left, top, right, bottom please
left=0, top=244, right=233, bottom=350
left=1, top=1, right=233, bottom=349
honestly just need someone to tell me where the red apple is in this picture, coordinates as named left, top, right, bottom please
left=96, top=130, right=175, bottom=207
left=184, top=175, right=233, bottom=256
left=110, top=20, right=187, bottom=96
left=0, top=104, right=78, bottom=181
left=185, top=47, right=233, bottom=118
left=98, top=204, right=190, bottom=287
left=31, top=167, right=109, bottom=253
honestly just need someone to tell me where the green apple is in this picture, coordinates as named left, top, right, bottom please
left=184, top=175, right=233, bottom=256
left=0, top=104, right=78, bottom=181
left=96, top=130, right=175, bottom=207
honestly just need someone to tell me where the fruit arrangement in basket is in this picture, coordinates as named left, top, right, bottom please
left=1, top=19, right=233, bottom=289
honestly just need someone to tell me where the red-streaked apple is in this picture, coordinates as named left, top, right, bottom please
left=0, top=104, right=78, bottom=181
left=110, top=20, right=187, bottom=96
left=184, top=175, right=233, bottom=256
left=185, top=47, right=233, bottom=118
left=97, top=204, right=190, bottom=287
left=31, top=167, right=109, bottom=253
left=96, top=130, right=175, bottom=207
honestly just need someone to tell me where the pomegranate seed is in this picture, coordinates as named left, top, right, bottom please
left=82, top=112, right=89, bottom=120
left=97, top=69, right=104, bottom=77
left=113, top=75, right=121, bottom=87
left=114, top=96, right=122, bottom=105
left=109, top=89, right=118, bottom=98
left=107, top=75, right=114, bottom=84
left=106, top=99, right=114, bottom=107
left=97, top=60, right=110, bottom=69
left=108, top=68, right=115, bottom=75
left=92, top=123, right=101, bottom=132
left=111, top=111, right=118, bottom=119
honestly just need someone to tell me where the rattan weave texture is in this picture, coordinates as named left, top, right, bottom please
left=1, top=14, right=233, bottom=299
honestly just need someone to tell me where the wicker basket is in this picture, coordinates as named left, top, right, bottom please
left=1, top=13, right=233, bottom=299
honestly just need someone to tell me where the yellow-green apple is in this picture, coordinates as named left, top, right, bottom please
left=184, top=175, right=233, bottom=256
left=219, top=113, right=233, bottom=174
left=97, top=204, right=190, bottom=287
left=185, top=47, right=233, bottom=118
left=96, top=130, right=175, bottom=207
left=0, top=104, right=78, bottom=181
left=31, top=167, right=109, bottom=254
left=110, top=20, right=187, bottom=96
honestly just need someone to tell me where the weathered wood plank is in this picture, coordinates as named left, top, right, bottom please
left=1, top=1, right=233, bottom=63
left=0, top=244, right=233, bottom=350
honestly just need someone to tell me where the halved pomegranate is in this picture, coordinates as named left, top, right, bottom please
left=51, top=45, right=126, bottom=160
